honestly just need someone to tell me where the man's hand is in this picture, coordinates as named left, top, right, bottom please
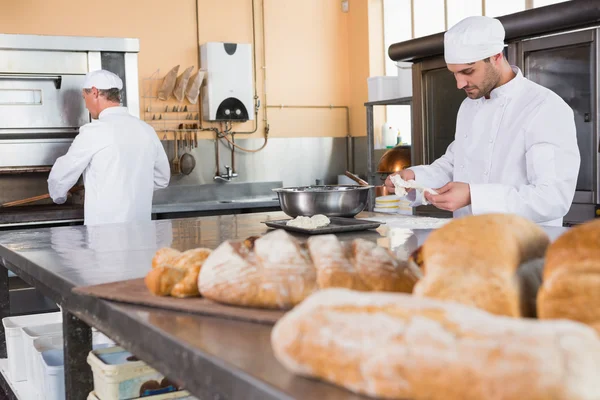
left=425, top=182, right=471, bottom=212
left=384, top=169, right=415, bottom=194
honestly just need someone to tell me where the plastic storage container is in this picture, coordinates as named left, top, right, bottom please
left=87, top=390, right=197, bottom=399
left=2, top=311, right=61, bottom=382
left=396, top=61, right=413, bottom=97
left=33, top=332, right=115, bottom=400
left=32, top=334, right=62, bottom=399
left=41, top=349, right=65, bottom=400
left=367, top=76, right=401, bottom=102
left=23, top=322, right=62, bottom=385
left=88, top=346, right=181, bottom=400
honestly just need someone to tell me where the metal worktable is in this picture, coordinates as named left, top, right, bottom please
left=0, top=212, right=570, bottom=399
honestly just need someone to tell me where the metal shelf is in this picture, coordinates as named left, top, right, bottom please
left=364, top=96, right=412, bottom=106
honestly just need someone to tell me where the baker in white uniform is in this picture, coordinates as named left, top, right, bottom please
left=385, top=16, right=580, bottom=226
left=48, top=70, right=170, bottom=226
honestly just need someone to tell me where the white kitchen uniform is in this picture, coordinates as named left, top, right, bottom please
left=408, top=67, right=580, bottom=226
left=48, top=106, right=170, bottom=226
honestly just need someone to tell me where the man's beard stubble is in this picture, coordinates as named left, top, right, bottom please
left=465, top=63, right=501, bottom=100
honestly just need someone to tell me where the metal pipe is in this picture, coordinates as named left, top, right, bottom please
left=389, top=0, right=600, bottom=62
left=231, top=132, right=236, bottom=173
left=229, top=0, right=260, bottom=135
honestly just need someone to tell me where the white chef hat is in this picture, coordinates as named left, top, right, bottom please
left=444, top=16, right=505, bottom=64
left=83, top=70, right=123, bottom=90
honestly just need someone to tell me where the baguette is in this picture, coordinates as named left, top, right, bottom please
left=271, top=288, right=600, bottom=400
left=538, top=219, right=600, bottom=333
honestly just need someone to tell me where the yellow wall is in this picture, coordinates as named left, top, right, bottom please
left=0, top=0, right=381, bottom=139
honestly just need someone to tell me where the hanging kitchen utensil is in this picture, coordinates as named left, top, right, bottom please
left=180, top=151, right=196, bottom=175
left=172, top=131, right=180, bottom=174
left=185, top=70, right=205, bottom=104
left=173, top=66, right=194, bottom=102
left=157, top=65, right=180, bottom=101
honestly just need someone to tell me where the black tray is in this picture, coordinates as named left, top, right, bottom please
left=262, top=217, right=382, bottom=235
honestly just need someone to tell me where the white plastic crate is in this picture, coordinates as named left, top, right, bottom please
left=88, top=346, right=183, bottom=400
left=2, top=311, right=61, bottom=382
left=367, top=76, right=401, bottom=102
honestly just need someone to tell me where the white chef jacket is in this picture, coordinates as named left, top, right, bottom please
left=408, top=67, right=580, bottom=226
left=48, top=107, right=170, bottom=226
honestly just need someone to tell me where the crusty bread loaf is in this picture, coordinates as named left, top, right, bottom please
left=199, top=229, right=318, bottom=309
left=412, top=214, right=550, bottom=317
left=538, top=219, right=600, bottom=333
left=271, top=288, right=600, bottom=400
left=307, top=235, right=418, bottom=293
left=152, top=247, right=181, bottom=268
left=146, top=248, right=212, bottom=298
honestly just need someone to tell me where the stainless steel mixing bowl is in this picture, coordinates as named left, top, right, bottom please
left=272, top=185, right=373, bottom=218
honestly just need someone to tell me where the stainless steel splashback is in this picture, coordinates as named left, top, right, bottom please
left=166, top=136, right=368, bottom=188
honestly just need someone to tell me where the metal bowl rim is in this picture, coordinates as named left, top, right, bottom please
left=272, top=185, right=374, bottom=193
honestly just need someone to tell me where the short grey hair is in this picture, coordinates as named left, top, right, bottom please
left=84, top=88, right=121, bottom=103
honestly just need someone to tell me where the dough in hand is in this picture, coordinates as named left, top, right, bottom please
left=390, top=174, right=438, bottom=205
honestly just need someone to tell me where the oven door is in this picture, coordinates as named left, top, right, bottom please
left=515, top=29, right=598, bottom=224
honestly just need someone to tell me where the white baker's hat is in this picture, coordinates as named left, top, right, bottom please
left=444, top=16, right=505, bottom=64
left=83, top=70, right=123, bottom=90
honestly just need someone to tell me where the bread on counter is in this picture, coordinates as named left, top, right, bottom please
left=411, top=213, right=550, bottom=317
left=151, top=247, right=182, bottom=269
left=199, top=229, right=318, bottom=309
left=145, top=248, right=212, bottom=298
left=271, top=288, right=600, bottom=400
left=538, top=219, right=600, bottom=333
left=198, top=230, right=418, bottom=309
left=307, top=234, right=419, bottom=293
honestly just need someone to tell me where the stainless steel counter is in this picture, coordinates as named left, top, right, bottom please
left=0, top=212, right=570, bottom=399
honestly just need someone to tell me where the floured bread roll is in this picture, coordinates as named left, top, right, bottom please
left=307, top=234, right=418, bottom=292
left=411, top=213, right=550, bottom=317
left=199, top=230, right=318, bottom=309
left=146, top=248, right=212, bottom=298
left=538, top=219, right=600, bottom=333
left=271, top=289, right=600, bottom=400
left=152, top=247, right=182, bottom=268
left=286, top=214, right=330, bottom=230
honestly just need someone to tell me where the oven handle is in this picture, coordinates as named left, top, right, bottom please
left=0, top=74, right=62, bottom=89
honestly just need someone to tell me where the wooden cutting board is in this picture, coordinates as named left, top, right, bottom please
left=73, top=278, right=285, bottom=325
